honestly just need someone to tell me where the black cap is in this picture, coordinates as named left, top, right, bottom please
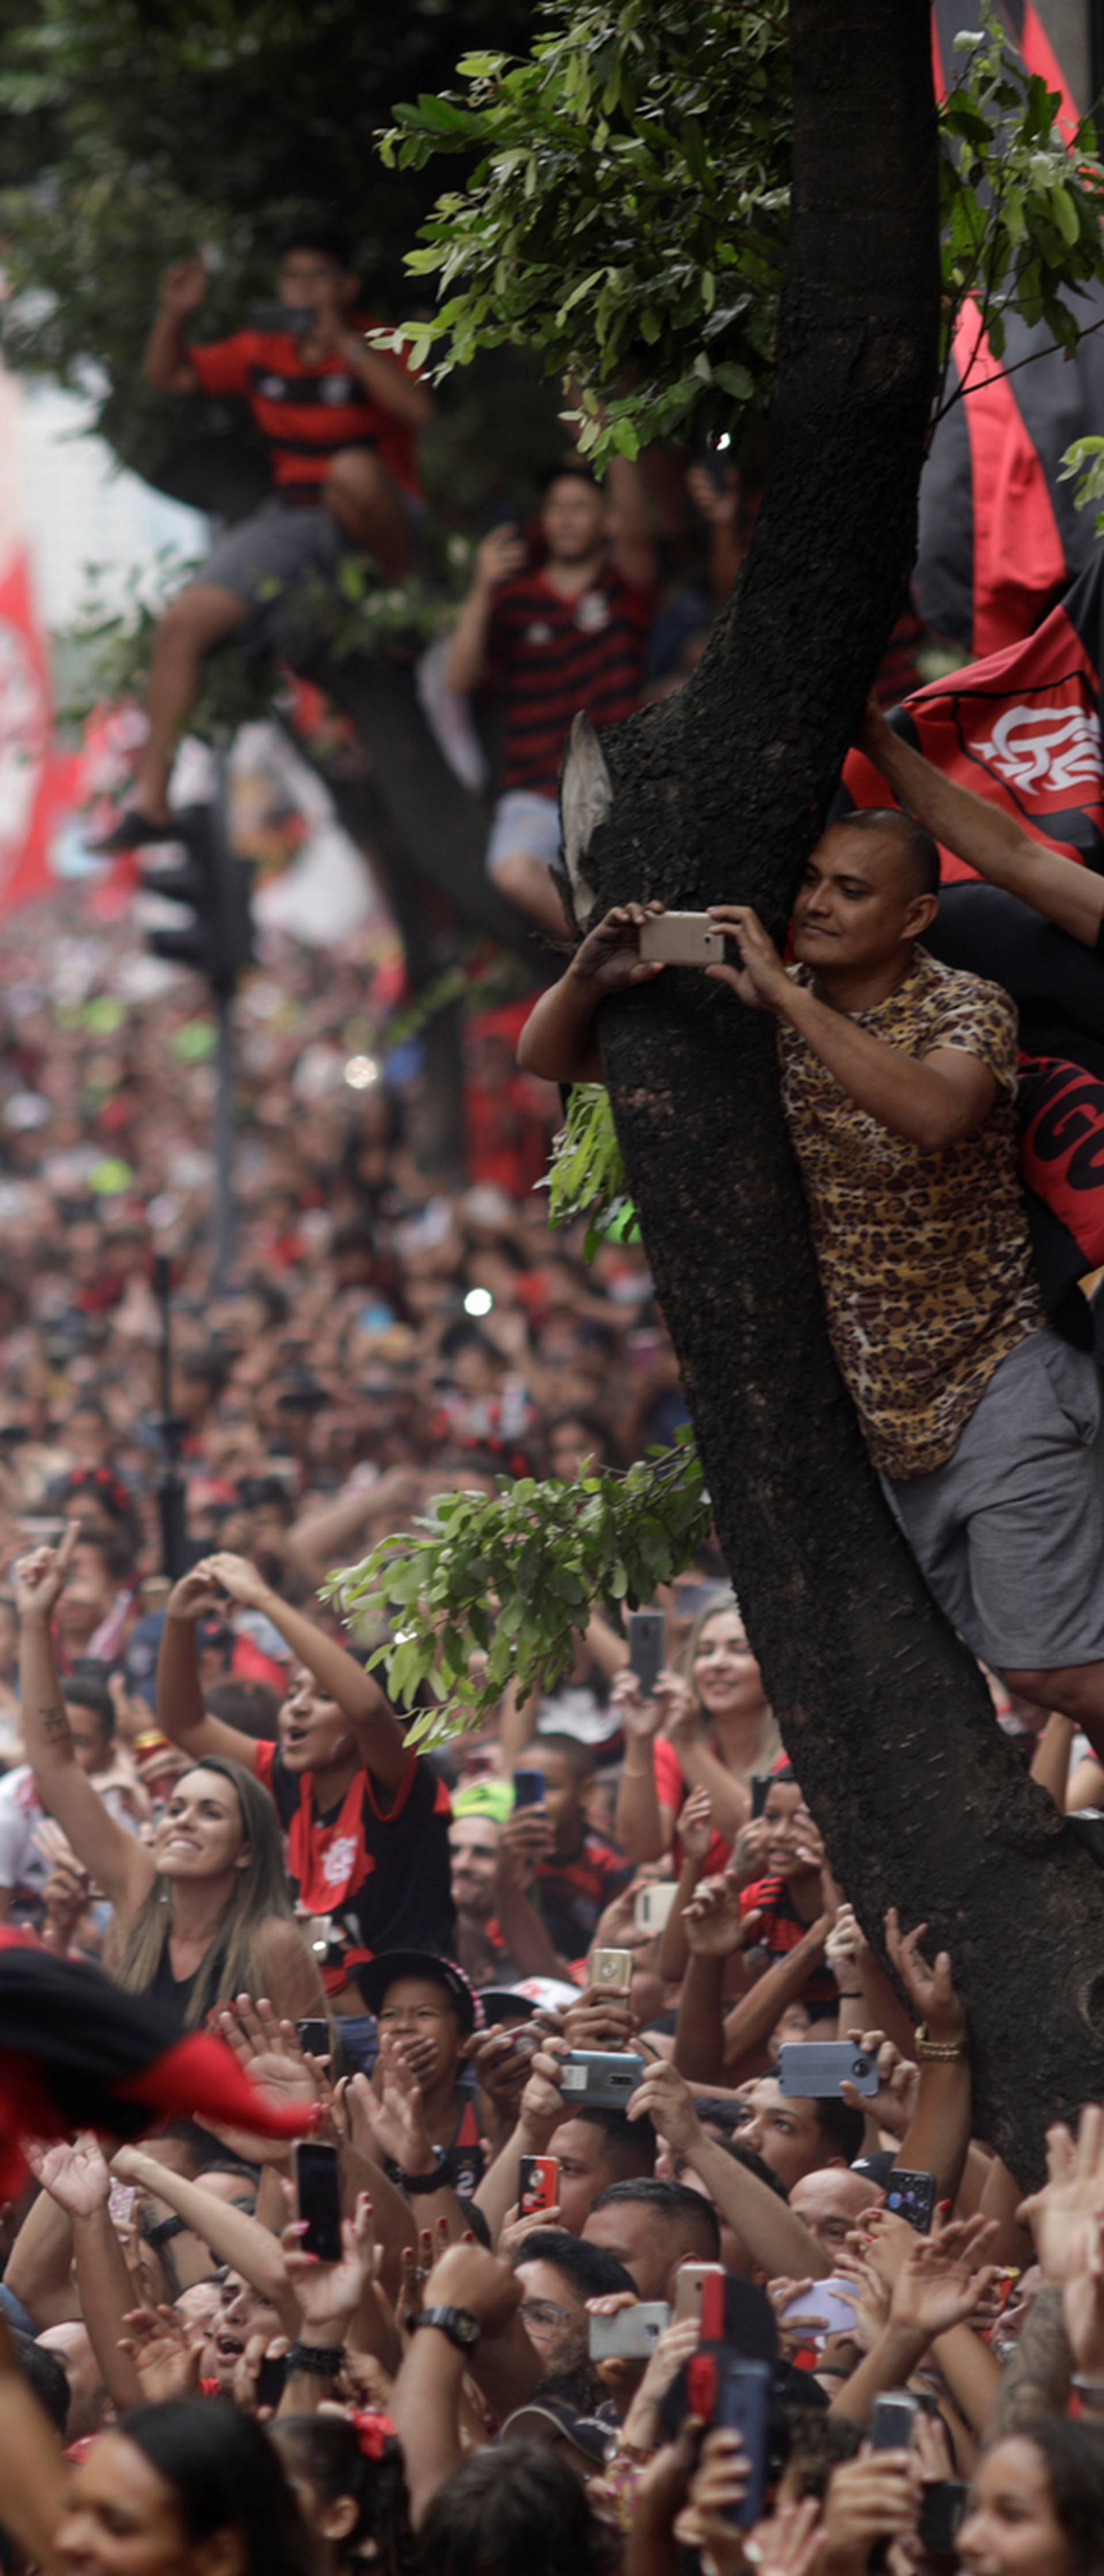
left=500, top=2399, right=612, bottom=2464
left=477, top=1987, right=538, bottom=2025
left=355, top=1950, right=477, bottom=2035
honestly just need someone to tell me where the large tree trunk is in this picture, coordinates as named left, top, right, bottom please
left=577, top=0, right=1104, bottom=2184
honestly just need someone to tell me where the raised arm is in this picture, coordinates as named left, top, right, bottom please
left=0, top=2306, right=71, bottom=2573
left=143, top=258, right=206, bottom=392
left=859, top=696, right=1104, bottom=949
left=883, top=1911, right=972, bottom=2213
left=517, top=904, right=666, bottom=1084
left=443, top=525, right=527, bottom=696
left=156, top=1567, right=263, bottom=1765
left=17, top=1538, right=154, bottom=1918
left=632, top=2061, right=831, bottom=2279
left=200, top=1552, right=411, bottom=1791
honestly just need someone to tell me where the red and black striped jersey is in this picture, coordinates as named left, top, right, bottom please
left=486, top=566, right=653, bottom=796
left=254, top=1739, right=454, bottom=1994
left=739, top=1875, right=839, bottom=2012
left=189, top=317, right=422, bottom=497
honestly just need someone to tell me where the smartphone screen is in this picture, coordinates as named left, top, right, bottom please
left=883, top=2168, right=937, bottom=2232
left=870, top=2391, right=919, bottom=2450
left=627, top=1609, right=665, bottom=1699
left=294, top=2139, right=343, bottom=2262
left=296, top=2019, right=330, bottom=2061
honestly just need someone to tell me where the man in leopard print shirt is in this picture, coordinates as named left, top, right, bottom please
left=518, top=805, right=1104, bottom=1761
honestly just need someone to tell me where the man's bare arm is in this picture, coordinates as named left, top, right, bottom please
left=860, top=697, right=1104, bottom=949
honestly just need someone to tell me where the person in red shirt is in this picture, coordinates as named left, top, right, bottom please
left=444, top=461, right=657, bottom=935
left=101, top=225, right=432, bottom=850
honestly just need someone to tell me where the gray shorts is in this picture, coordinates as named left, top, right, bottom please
left=883, top=1327, right=1104, bottom=1673
left=194, top=499, right=352, bottom=654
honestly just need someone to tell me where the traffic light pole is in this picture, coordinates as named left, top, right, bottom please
left=213, top=979, right=236, bottom=1296
left=210, top=753, right=237, bottom=1297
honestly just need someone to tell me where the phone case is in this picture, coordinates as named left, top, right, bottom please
left=777, top=2041, right=880, bottom=2098
left=519, top=2155, right=559, bottom=2214
left=591, top=1948, right=634, bottom=1991
left=588, top=2302, right=670, bottom=2360
left=559, top=2049, right=643, bottom=2106
left=627, top=1609, right=665, bottom=1696
left=883, top=2169, right=937, bottom=2232
left=634, top=1882, right=677, bottom=1934
left=638, top=912, right=726, bottom=964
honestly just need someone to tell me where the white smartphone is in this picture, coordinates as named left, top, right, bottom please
left=638, top=912, right=730, bottom=965
left=634, top=1882, right=677, bottom=1934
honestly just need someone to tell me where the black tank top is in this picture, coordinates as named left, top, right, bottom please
left=147, top=1931, right=231, bottom=2029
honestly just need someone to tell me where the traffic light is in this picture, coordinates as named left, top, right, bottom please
left=143, top=799, right=254, bottom=995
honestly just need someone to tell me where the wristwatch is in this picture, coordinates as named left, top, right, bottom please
left=411, top=2305, right=481, bottom=2353
left=390, top=2149, right=455, bottom=2195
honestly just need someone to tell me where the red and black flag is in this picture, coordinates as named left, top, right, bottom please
left=919, top=3, right=1104, bottom=656
left=841, top=550, right=1104, bottom=1330
left=0, top=1934, right=313, bottom=2193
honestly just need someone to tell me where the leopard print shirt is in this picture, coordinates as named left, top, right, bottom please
left=779, top=947, right=1044, bottom=1480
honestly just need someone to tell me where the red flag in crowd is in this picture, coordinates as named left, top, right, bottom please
left=919, top=3, right=1104, bottom=656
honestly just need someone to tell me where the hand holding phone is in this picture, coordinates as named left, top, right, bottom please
left=293, top=2139, right=342, bottom=2263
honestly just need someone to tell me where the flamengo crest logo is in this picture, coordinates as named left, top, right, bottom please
left=975, top=703, right=1103, bottom=796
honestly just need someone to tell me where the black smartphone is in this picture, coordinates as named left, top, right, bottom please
left=750, top=1773, right=772, bottom=1819
left=883, top=2168, right=937, bottom=2233
left=918, top=2481, right=968, bottom=2554
left=512, top=1768, right=546, bottom=1809
left=627, top=1608, right=665, bottom=1699
left=869, top=2390, right=919, bottom=2450
left=686, top=2353, right=772, bottom=2527
left=296, top=2018, right=330, bottom=2061
left=256, top=2349, right=287, bottom=2409
left=293, top=2139, right=343, bottom=2262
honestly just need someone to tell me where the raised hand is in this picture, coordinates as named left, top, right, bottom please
left=165, top=1565, right=226, bottom=1623
left=839, top=2029, right=919, bottom=2136
left=497, top=1807, right=554, bottom=1890
left=195, top=1551, right=272, bottom=1611
left=26, top=2132, right=110, bottom=2218
left=678, top=1785, right=714, bottom=1866
left=281, top=2191, right=375, bottom=2340
left=1019, top=2106, right=1104, bottom=2284
left=356, top=2040, right=434, bottom=2177
left=473, top=524, right=528, bottom=594
left=610, top=1667, right=666, bottom=1746
left=628, top=2058, right=703, bottom=2156
left=744, top=2497, right=823, bottom=2576
left=420, top=2238, right=521, bottom=2337
left=818, top=2452, right=918, bottom=2575
left=704, top=905, right=792, bottom=1013
left=682, top=1874, right=760, bottom=1961
left=674, top=2428, right=752, bottom=2574
left=1063, top=2213, right=1104, bottom=2376
left=208, top=1995, right=319, bottom=2159
left=888, top=2215, right=1002, bottom=2342
left=569, top=903, right=667, bottom=996
left=825, top=1903, right=868, bottom=1991
left=158, top=257, right=208, bottom=316
left=13, top=1524, right=79, bottom=1623
left=118, top=2303, right=204, bottom=2401
left=884, top=1910, right=965, bottom=2046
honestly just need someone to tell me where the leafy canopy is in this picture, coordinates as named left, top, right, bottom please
left=378, top=4, right=1104, bottom=467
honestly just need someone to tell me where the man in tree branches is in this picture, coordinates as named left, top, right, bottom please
left=99, top=224, right=433, bottom=853
left=518, top=798, right=1104, bottom=1757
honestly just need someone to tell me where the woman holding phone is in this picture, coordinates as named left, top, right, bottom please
left=16, top=1533, right=323, bottom=2029
left=613, top=1587, right=780, bottom=1871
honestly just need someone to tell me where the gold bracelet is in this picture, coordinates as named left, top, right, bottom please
left=914, top=2022, right=967, bottom=2061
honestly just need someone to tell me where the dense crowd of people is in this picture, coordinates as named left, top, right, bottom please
left=0, top=211, right=1103, bottom=2576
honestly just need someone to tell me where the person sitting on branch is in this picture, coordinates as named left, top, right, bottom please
left=101, top=221, right=432, bottom=853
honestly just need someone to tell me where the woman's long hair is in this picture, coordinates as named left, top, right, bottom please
left=121, top=2400, right=312, bottom=2576
left=990, top=2420, right=1104, bottom=2576
left=114, top=1757, right=297, bottom=2027
left=677, top=1587, right=781, bottom=1778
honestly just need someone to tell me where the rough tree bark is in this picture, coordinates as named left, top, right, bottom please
left=573, top=0, right=1104, bottom=2183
